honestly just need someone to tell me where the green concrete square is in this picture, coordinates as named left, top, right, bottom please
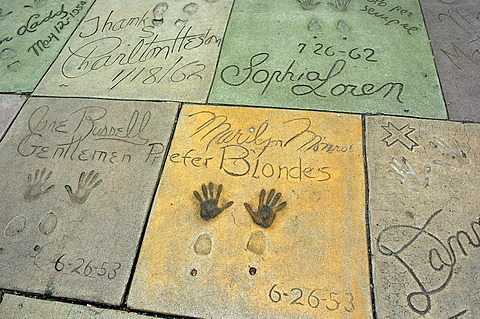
left=208, top=0, right=447, bottom=119
left=0, top=0, right=95, bottom=93
left=33, top=0, right=234, bottom=103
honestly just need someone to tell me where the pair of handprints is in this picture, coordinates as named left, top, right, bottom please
left=388, top=137, right=469, bottom=191
left=297, top=0, right=351, bottom=11
left=193, top=182, right=286, bottom=228
left=24, top=168, right=102, bottom=204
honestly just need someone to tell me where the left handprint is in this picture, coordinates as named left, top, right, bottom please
left=24, top=168, right=55, bottom=202
left=194, top=182, right=234, bottom=221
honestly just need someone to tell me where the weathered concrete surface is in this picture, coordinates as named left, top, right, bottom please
left=0, top=94, right=26, bottom=139
left=128, top=104, right=372, bottom=319
left=0, top=0, right=94, bottom=93
left=0, top=293, right=166, bottom=319
left=209, top=0, right=447, bottom=119
left=419, top=0, right=480, bottom=123
left=33, top=0, right=234, bottom=103
left=0, top=97, right=178, bottom=305
left=366, top=116, right=479, bottom=319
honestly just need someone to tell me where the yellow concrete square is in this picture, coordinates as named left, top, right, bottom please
left=128, top=105, right=372, bottom=319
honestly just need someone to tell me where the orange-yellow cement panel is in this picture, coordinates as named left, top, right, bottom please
left=128, top=104, right=372, bottom=319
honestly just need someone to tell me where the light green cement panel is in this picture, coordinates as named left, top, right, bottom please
left=209, top=0, right=447, bottom=119
left=33, top=0, right=234, bottom=103
left=0, top=0, right=95, bottom=93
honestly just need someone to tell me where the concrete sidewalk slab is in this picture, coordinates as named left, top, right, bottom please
left=0, top=293, right=166, bottom=319
left=0, top=0, right=94, bottom=93
left=209, top=0, right=446, bottom=119
left=0, top=97, right=178, bottom=305
left=366, top=116, right=479, bottom=319
left=128, top=104, right=372, bottom=319
left=419, top=0, right=480, bottom=123
left=33, top=0, right=233, bottom=103
left=0, top=94, right=26, bottom=139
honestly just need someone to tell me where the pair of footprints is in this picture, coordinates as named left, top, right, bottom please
left=5, top=212, right=57, bottom=239
left=24, top=168, right=102, bottom=204
left=194, top=229, right=268, bottom=256
left=193, top=182, right=287, bottom=229
left=152, top=1, right=206, bottom=28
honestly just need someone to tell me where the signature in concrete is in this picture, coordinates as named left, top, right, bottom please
left=377, top=209, right=479, bottom=315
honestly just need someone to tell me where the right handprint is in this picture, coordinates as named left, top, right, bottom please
left=244, top=189, right=287, bottom=228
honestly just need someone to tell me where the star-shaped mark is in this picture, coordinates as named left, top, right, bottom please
left=381, top=122, right=419, bottom=151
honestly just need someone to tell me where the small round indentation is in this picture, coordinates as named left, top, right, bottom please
left=190, top=268, right=198, bottom=276
left=33, top=245, right=41, bottom=252
left=174, top=19, right=187, bottom=28
left=249, top=267, right=257, bottom=275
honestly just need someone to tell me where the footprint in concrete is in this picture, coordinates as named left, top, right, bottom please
left=4, top=215, right=26, bottom=237
left=183, top=3, right=198, bottom=15
left=308, top=18, right=321, bottom=32
left=194, top=233, right=212, bottom=255
left=34, top=0, right=47, bottom=8
left=38, top=212, right=57, bottom=235
left=152, top=2, right=168, bottom=26
left=0, top=48, right=16, bottom=60
left=247, top=230, right=267, bottom=255
left=337, top=19, right=351, bottom=32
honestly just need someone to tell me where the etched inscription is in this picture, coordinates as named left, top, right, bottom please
left=16, top=105, right=165, bottom=165
left=360, top=0, right=419, bottom=35
left=33, top=1, right=232, bottom=102
left=268, top=284, right=355, bottom=313
left=0, top=1, right=90, bottom=79
left=377, top=209, right=480, bottom=315
left=54, top=254, right=122, bottom=280
left=220, top=52, right=404, bottom=102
